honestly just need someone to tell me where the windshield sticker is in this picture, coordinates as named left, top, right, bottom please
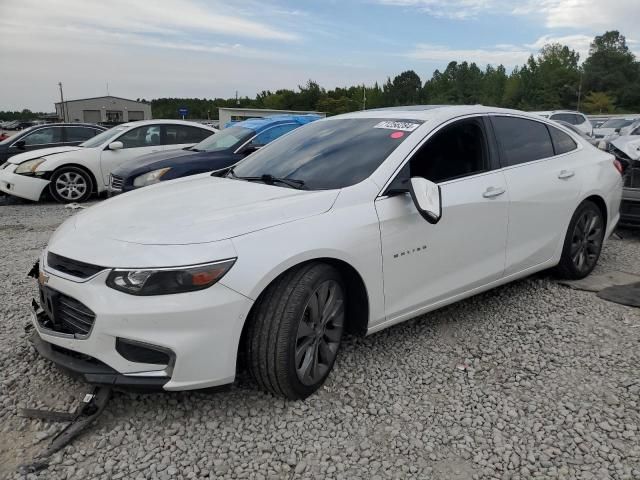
left=374, top=121, right=420, bottom=132
left=390, top=131, right=405, bottom=139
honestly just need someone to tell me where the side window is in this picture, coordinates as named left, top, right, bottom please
left=409, top=118, right=489, bottom=183
left=21, top=127, right=63, bottom=146
left=492, top=116, right=554, bottom=166
left=576, top=114, right=587, bottom=125
left=548, top=126, right=578, bottom=155
left=117, top=126, right=161, bottom=149
left=65, top=127, right=98, bottom=142
left=251, top=124, right=298, bottom=146
left=163, top=125, right=213, bottom=145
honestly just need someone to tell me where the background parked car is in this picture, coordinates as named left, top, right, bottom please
left=593, top=117, right=639, bottom=139
left=533, top=110, right=593, bottom=136
left=0, top=123, right=106, bottom=163
left=553, top=120, right=600, bottom=146
left=0, top=120, right=218, bottom=203
left=109, top=114, right=320, bottom=194
left=604, top=136, right=640, bottom=227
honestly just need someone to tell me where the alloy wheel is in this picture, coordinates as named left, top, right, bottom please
left=570, top=209, right=603, bottom=273
left=295, top=280, right=345, bottom=386
left=55, top=171, right=88, bottom=201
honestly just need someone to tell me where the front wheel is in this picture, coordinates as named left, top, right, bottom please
left=49, top=167, right=93, bottom=203
left=556, top=200, right=605, bottom=279
left=245, top=263, right=345, bottom=400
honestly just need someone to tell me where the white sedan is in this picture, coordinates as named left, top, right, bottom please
left=29, top=106, right=622, bottom=399
left=0, top=120, right=217, bottom=203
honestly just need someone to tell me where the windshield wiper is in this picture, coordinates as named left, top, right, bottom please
left=225, top=169, right=306, bottom=189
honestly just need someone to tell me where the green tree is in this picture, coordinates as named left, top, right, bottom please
left=582, top=91, right=615, bottom=113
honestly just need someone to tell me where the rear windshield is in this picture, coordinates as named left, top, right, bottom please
left=231, top=118, right=423, bottom=190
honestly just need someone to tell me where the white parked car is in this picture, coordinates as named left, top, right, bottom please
left=30, top=106, right=622, bottom=399
left=533, top=111, right=593, bottom=136
left=0, top=120, right=217, bottom=203
left=593, top=117, right=639, bottom=139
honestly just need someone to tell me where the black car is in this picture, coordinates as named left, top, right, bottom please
left=109, top=115, right=320, bottom=194
left=0, top=123, right=107, bottom=163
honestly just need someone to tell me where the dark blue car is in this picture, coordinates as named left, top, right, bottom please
left=108, top=115, right=321, bottom=194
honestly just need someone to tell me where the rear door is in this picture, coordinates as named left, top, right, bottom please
left=375, top=116, right=509, bottom=320
left=63, top=126, right=102, bottom=146
left=491, top=115, right=583, bottom=275
left=98, top=125, right=164, bottom=186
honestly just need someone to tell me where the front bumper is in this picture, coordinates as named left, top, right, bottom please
left=30, top=257, right=254, bottom=391
left=0, top=164, right=50, bottom=201
left=620, top=188, right=640, bottom=227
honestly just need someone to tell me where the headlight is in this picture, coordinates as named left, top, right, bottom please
left=106, top=259, right=236, bottom=296
left=15, top=158, right=47, bottom=175
left=133, top=167, right=171, bottom=187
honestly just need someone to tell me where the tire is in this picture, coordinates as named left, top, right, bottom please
left=246, top=263, right=345, bottom=400
left=555, top=200, right=605, bottom=279
left=49, top=166, right=93, bottom=203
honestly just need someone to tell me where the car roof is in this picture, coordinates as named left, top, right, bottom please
left=114, top=119, right=218, bottom=131
left=231, top=114, right=322, bottom=132
left=329, top=105, right=547, bottom=121
left=28, top=123, right=107, bottom=128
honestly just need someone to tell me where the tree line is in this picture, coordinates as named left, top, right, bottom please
left=2, top=30, right=638, bottom=122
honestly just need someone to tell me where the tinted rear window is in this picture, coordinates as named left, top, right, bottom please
left=492, top=116, right=554, bottom=166
left=548, top=126, right=578, bottom=155
left=551, top=113, right=580, bottom=124
left=232, top=118, right=423, bottom=190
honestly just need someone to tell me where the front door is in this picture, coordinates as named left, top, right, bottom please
left=99, top=125, right=164, bottom=186
left=375, top=116, right=509, bottom=322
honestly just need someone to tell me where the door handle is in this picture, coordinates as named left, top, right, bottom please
left=558, top=169, right=575, bottom=179
left=483, top=186, right=506, bottom=198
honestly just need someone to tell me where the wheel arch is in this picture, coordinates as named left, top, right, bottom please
left=236, top=256, right=370, bottom=372
left=582, top=194, right=608, bottom=227
left=50, top=163, right=99, bottom=194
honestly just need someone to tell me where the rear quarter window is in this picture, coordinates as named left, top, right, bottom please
left=548, top=126, right=578, bottom=155
left=492, top=116, right=555, bottom=166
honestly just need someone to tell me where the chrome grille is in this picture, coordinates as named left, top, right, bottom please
left=110, top=174, right=124, bottom=191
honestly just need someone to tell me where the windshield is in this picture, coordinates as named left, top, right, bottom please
left=79, top=126, right=126, bottom=148
left=601, top=119, right=633, bottom=129
left=231, top=118, right=423, bottom=190
left=194, top=126, right=253, bottom=152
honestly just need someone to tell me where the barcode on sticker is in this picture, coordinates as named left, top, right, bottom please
left=374, top=121, right=420, bottom=132
left=82, top=394, right=94, bottom=403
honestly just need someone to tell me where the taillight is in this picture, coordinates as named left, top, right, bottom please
left=613, top=158, right=624, bottom=175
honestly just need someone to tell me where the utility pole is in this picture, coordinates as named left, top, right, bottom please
left=236, top=90, right=240, bottom=106
left=106, top=82, right=110, bottom=96
left=58, top=82, right=66, bottom=122
left=362, top=84, right=367, bottom=110
left=576, top=73, right=583, bottom=112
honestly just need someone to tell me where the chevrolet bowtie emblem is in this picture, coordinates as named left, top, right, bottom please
left=38, top=271, right=49, bottom=285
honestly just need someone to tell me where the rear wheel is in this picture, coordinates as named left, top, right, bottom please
left=245, top=263, right=345, bottom=399
left=50, top=167, right=93, bottom=203
left=556, top=200, right=605, bottom=279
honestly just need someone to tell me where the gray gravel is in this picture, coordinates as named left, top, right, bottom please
left=1, top=199, right=640, bottom=480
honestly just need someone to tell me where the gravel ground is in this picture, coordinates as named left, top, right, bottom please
left=1, top=198, right=639, bottom=480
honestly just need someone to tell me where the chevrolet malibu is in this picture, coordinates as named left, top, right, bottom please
left=30, top=106, right=622, bottom=399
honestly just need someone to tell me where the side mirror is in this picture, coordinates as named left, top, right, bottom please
left=615, top=128, right=621, bottom=134
left=240, top=144, right=262, bottom=156
left=108, top=141, right=124, bottom=151
left=409, top=177, right=442, bottom=224
left=14, top=140, right=26, bottom=150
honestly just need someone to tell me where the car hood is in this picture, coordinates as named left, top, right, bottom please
left=7, top=146, right=82, bottom=164
left=54, top=175, right=339, bottom=246
left=611, top=136, right=640, bottom=161
left=112, top=149, right=228, bottom=177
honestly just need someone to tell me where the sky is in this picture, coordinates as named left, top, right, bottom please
left=1, top=0, right=639, bottom=111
